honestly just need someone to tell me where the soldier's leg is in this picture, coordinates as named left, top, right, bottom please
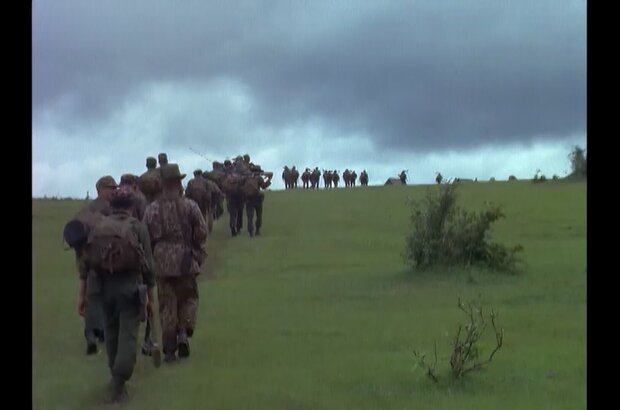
left=205, top=200, right=214, bottom=233
left=157, top=278, right=179, bottom=361
left=217, top=197, right=224, bottom=219
left=255, top=194, right=264, bottom=235
left=84, top=273, right=104, bottom=354
left=84, top=297, right=101, bottom=354
left=110, top=291, right=140, bottom=390
left=227, top=197, right=237, bottom=235
left=101, top=297, right=120, bottom=374
left=236, top=198, right=244, bottom=233
left=177, top=275, right=199, bottom=358
left=141, top=319, right=152, bottom=356
left=246, top=198, right=255, bottom=236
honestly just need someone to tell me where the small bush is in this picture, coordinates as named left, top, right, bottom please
left=508, top=175, right=517, bottom=181
left=404, top=184, right=522, bottom=272
left=413, top=297, right=505, bottom=382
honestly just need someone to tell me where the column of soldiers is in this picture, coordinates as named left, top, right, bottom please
left=64, top=152, right=272, bottom=403
left=282, top=167, right=369, bottom=188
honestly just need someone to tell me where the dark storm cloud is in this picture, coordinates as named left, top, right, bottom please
left=33, top=0, right=585, bottom=151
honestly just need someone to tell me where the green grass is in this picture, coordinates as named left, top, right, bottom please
left=33, top=180, right=586, bottom=409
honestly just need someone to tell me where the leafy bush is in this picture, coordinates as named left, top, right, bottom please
left=404, top=184, right=522, bottom=272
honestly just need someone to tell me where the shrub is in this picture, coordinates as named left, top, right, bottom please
left=404, top=184, right=522, bottom=272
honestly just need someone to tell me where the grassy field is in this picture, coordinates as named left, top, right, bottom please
left=32, top=180, right=586, bottom=409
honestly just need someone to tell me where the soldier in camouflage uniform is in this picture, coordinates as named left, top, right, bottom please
left=157, top=153, right=169, bottom=170
left=143, top=164, right=207, bottom=362
left=205, top=177, right=223, bottom=230
left=122, top=171, right=160, bottom=358
left=120, top=173, right=148, bottom=221
left=185, top=169, right=213, bottom=230
left=203, top=162, right=225, bottom=222
left=76, top=186, right=156, bottom=403
left=138, top=157, right=162, bottom=204
left=76, top=175, right=117, bottom=354
left=244, top=171, right=272, bottom=236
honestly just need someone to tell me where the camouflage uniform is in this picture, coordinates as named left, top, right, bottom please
left=185, top=170, right=209, bottom=216
left=203, top=166, right=225, bottom=222
left=138, top=157, right=162, bottom=204
left=78, top=187, right=155, bottom=401
left=143, top=164, right=207, bottom=361
left=120, top=173, right=148, bottom=220
left=244, top=174, right=271, bottom=236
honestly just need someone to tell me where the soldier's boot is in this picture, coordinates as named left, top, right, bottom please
left=141, top=321, right=152, bottom=356
left=178, top=331, right=190, bottom=359
left=151, top=342, right=161, bottom=368
left=164, top=352, right=177, bottom=363
left=93, top=328, right=105, bottom=343
left=85, top=331, right=98, bottom=355
left=163, top=336, right=177, bottom=363
left=141, top=340, right=152, bottom=356
left=187, top=328, right=194, bottom=338
left=106, top=378, right=128, bottom=404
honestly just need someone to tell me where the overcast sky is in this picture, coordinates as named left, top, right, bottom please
left=32, top=0, right=586, bottom=197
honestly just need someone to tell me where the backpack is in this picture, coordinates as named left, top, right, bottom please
left=186, top=178, right=208, bottom=203
left=240, top=176, right=260, bottom=197
left=83, top=215, right=144, bottom=274
left=62, top=210, right=106, bottom=249
left=138, top=170, right=162, bottom=201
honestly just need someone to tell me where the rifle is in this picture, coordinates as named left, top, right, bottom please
left=140, top=285, right=162, bottom=368
left=189, top=147, right=215, bottom=163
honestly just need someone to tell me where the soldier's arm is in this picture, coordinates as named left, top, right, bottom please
left=142, top=205, right=156, bottom=252
left=76, top=251, right=89, bottom=316
left=136, top=221, right=156, bottom=289
left=188, top=200, right=208, bottom=245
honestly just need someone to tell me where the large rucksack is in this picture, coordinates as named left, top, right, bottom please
left=63, top=210, right=106, bottom=250
left=82, top=216, right=144, bottom=274
left=138, top=169, right=162, bottom=201
left=186, top=178, right=208, bottom=202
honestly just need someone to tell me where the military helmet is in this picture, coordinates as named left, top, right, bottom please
left=158, top=153, right=168, bottom=165
left=120, top=173, right=138, bottom=187
left=146, top=157, right=157, bottom=168
left=224, top=159, right=232, bottom=167
left=243, top=154, right=250, bottom=162
left=194, top=169, right=203, bottom=176
left=96, top=175, right=118, bottom=190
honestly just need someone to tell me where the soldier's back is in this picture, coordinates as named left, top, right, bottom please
left=138, top=169, right=162, bottom=202
left=83, top=197, right=112, bottom=216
